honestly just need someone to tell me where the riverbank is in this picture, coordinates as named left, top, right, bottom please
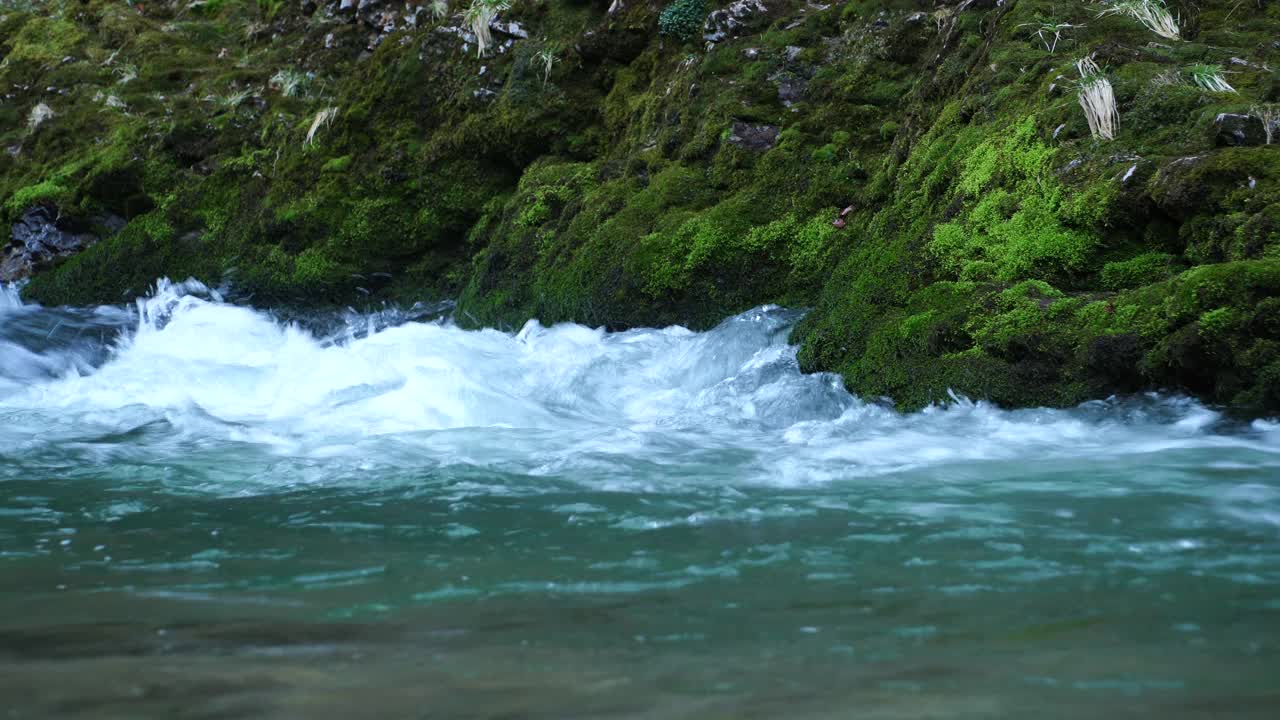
left=3, top=0, right=1279, bottom=411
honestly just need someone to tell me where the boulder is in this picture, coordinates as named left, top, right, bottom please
left=1212, top=113, right=1266, bottom=147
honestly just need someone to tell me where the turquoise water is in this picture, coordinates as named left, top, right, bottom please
left=2, top=280, right=1279, bottom=718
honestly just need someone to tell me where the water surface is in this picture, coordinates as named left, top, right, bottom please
left=2, top=280, right=1278, bottom=718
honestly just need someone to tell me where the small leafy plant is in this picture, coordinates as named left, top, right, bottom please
left=1077, top=56, right=1118, bottom=140
left=218, top=87, right=254, bottom=109
left=658, top=0, right=707, bottom=42
left=1019, top=20, right=1084, bottom=53
left=269, top=68, right=309, bottom=97
left=113, top=63, right=139, bottom=84
left=535, top=48, right=557, bottom=88
left=465, top=0, right=510, bottom=57
left=1187, top=64, right=1236, bottom=93
left=1096, top=0, right=1179, bottom=41
left=1252, top=104, right=1278, bottom=145
left=306, top=107, right=338, bottom=147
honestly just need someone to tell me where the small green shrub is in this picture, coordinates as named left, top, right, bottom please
left=658, top=0, right=707, bottom=42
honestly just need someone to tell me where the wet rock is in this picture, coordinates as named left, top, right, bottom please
left=726, top=122, right=779, bottom=151
left=704, top=0, right=769, bottom=43
left=0, top=207, right=122, bottom=282
left=1212, top=113, right=1266, bottom=147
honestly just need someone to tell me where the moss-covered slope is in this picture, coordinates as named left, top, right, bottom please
left=3, top=0, right=1279, bottom=412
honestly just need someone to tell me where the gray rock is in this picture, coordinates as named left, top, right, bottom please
left=492, top=21, right=528, bottom=39
left=726, top=122, right=780, bottom=152
left=1212, top=113, right=1266, bottom=147
left=704, top=0, right=769, bottom=43
left=0, top=207, right=122, bottom=282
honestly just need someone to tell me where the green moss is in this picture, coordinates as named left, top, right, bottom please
left=1101, top=252, right=1176, bottom=289
left=3, top=16, right=85, bottom=67
left=928, top=117, right=1101, bottom=283
left=321, top=155, right=353, bottom=173
left=811, top=144, right=838, bottom=163
left=3, top=180, right=74, bottom=219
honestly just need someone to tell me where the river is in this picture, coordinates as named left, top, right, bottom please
left=2, top=279, right=1278, bottom=718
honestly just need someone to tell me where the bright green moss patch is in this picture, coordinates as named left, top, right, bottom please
left=1102, top=252, right=1177, bottom=289
left=929, top=117, right=1101, bottom=283
left=3, top=180, right=74, bottom=220
left=3, top=16, right=85, bottom=67
left=321, top=155, right=352, bottom=173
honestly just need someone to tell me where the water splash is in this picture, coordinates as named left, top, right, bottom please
left=1, top=279, right=1277, bottom=494
left=4, top=280, right=1280, bottom=719
left=0, top=281, right=26, bottom=313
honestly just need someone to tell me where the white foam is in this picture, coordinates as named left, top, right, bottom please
left=0, top=282, right=28, bottom=313
left=1, top=278, right=1278, bottom=491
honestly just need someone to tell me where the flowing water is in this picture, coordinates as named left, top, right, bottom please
left=2, top=280, right=1279, bottom=719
